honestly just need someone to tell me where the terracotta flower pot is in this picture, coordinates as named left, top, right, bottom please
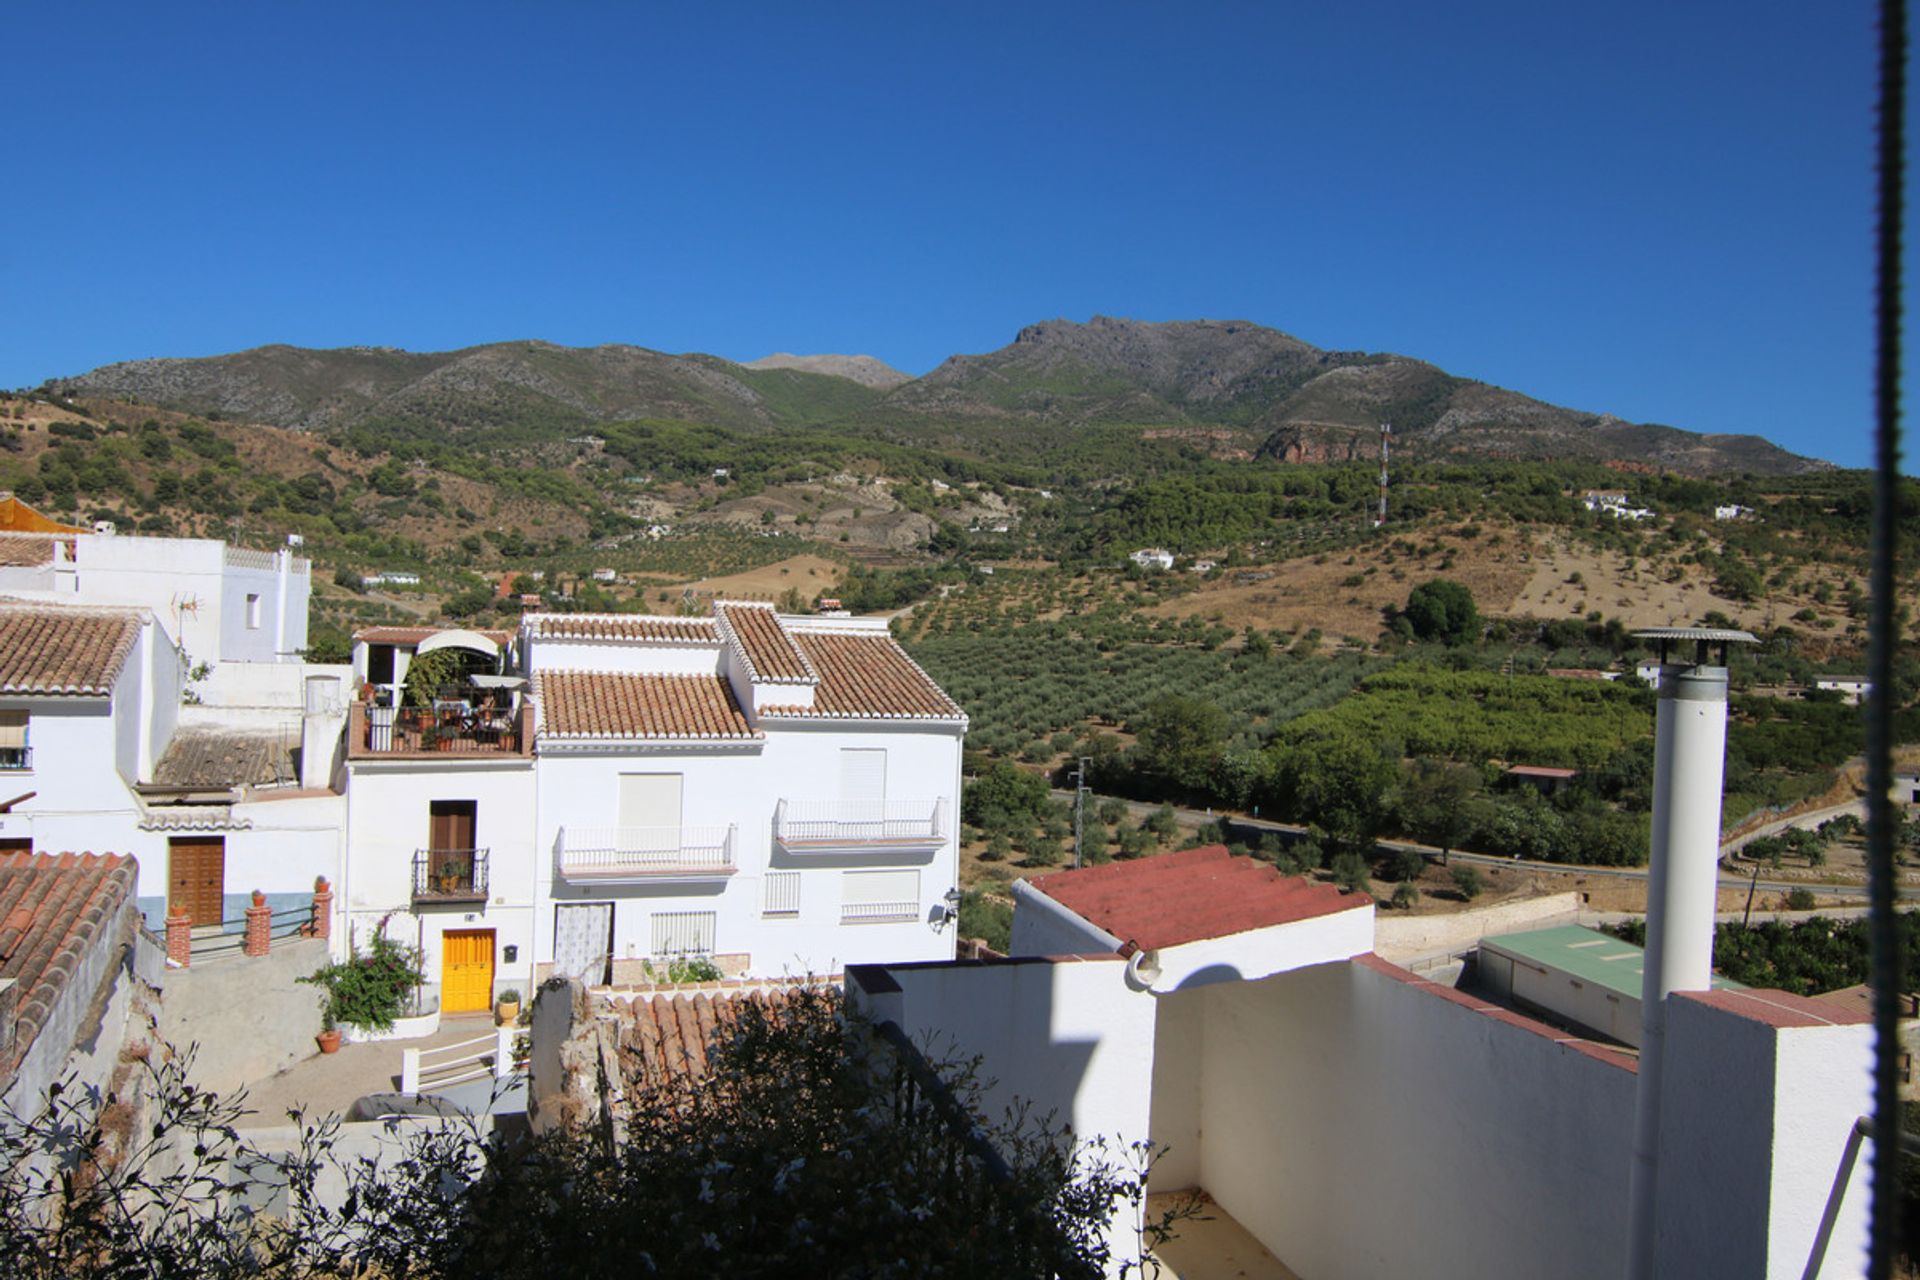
left=495, top=1000, right=521, bottom=1026
left=317, top=1028, right=343, bottom=1054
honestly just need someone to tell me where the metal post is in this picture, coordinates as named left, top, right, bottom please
left=1072, top=757, right=1090, bottom=868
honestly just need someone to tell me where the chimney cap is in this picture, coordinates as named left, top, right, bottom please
left=1631, top=626, right=1759, bottom=644
left=1633, top=626, right=1758, bottom=668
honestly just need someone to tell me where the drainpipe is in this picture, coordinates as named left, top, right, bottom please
left=1624, top=634, right=1743, bottom=1278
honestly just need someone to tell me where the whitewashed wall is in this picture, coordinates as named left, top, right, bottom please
left=532, top=717, right=962, bottom=976
left=344, top=759, right=538, bottom=1000
left=1194, top=958, right=1638, bottom=1280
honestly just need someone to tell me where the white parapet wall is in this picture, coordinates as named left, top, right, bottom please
left=1372, top=892, right=1582, bottom=964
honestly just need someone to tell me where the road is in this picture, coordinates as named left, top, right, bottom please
left=1047, top=788, right=1920, bottom=903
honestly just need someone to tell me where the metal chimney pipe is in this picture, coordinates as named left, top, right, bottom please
left=1623, top=629, right=1749, bottom=1278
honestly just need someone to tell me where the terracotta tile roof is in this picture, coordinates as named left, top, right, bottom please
left=0, top=604, right=144, bottom=695
left=717, top=602, right=815, bottom=684
left=0, top=534, right=59, bottom=568
left=0, top=853, right=138, bottom=1079
left=1028, top=845, right=1367, bottom=951
left=761, top=631, right=966, bottom=722
left=151, top=729, right=295, bottom=788
left=1678, top=987, right=1872, bottom=1029
left=524, top=613, right=720, bottom=644
left=537, top=670, right=758, bottom=740
left=1506, top=765, right=1580, bottom=779
left=352, top=625, right=514, bottom=646
left=611, top=987, right=829, bottom=1092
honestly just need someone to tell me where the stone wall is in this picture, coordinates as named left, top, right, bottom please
left=160, top=936, right=327, bottom=1094
left=1373, top=891, right=1581, bottom=964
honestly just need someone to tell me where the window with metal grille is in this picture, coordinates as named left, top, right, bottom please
left=651, top=910, right=716, bottom=956
left=764, top=871, right=801, bottom=917
left=840, top=869, right=919, bottom=924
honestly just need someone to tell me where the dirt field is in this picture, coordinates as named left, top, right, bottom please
left=668, top=553, right=844, bottom=601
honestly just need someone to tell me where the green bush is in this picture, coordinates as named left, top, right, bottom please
left=300, top=930, right=426, bottom=1031
left=1451, top=865, right=1484, bottom=901
left=1391, top=881, right=1421, bottom=910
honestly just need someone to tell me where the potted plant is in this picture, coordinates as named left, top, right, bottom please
left=300, top=929, right=428, bottom=1037
left=495, top=988, right=521, bottom=1025
left=317, top=1008, right=342, bottom=1054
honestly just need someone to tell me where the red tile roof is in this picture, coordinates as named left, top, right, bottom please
left=761, top=631, right=965, bottom=722
left=353, top=626, right=514, bottom=647
left=1678, top=987, right=1872, bottom=1029
left=612, top=987, right=829, bottom=1092
left=525, top=614, right=719, bottom=644
left=537, top=671, right=758, bottom=741
left=0, top=604, right=144, bottom=695
left=0, top=534, right=58, bottom=568
left=0, top=853, right=138, bottom=1079
left=1506, top=765, right=1580, bottom=780
left=717, top=602, right=815, bottom=683
left=1028, top=845, right=1366, bottom=951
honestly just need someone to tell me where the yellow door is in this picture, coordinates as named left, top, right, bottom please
left=441, top=929, right=495, bottom=1013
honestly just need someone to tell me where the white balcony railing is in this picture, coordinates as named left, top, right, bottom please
left=774, top=798, right=947, bottom=849
left=558, top=824, right=737, bottom=879
left=841, top=900, right=921, bottom=924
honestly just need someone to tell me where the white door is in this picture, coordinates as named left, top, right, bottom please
left=619, top=773, right=683, bottom=853
left=554, top=902, right=613, bottom=983
left=839, top=749, right=886, bottom=824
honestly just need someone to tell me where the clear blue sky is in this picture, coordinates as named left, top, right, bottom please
left=1, top=3, right=1904, bottom=469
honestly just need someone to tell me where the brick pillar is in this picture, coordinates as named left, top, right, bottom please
left=165, top=907, right=192, bottom=968
left=311, top=876, right=333, bottom=941
left=243, top=890, right=271, bottom=957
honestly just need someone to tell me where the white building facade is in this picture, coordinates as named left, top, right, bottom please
left=342, top=603, right=966, bottom=1012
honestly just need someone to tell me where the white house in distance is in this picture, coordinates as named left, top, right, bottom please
left=1129, top=548, right=1174, bottom=571
left=341, top=602, right=966, bottom=1014
left=1814, top=675, right=1872, bottom=707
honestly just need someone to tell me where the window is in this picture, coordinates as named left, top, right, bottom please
left=652, top=910, right=716, bottom=957
left=0, top=712, right=27, bottom=770
left=841, top=869, right=919, bottom=924
left=764, top=871, right=801, bottom=917
left=246, top=593, right=262, bottom=629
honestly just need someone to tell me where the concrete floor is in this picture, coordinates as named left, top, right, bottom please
left=1147, top=1192, right=1301, bottom=1280
left=234, top=1012, right=506, bottom=1127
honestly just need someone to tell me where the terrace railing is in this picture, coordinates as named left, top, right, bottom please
left=354, top=702, right=528, bottom=757
left=774, top=797, right=946, bottom=850
left=412, top=848, right=490, bottom=904
left=558, top=824, right=737, bottom=880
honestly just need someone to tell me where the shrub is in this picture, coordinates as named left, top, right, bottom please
left=1451, top=864, right=1484, bottom=901
left=1391, top=881, right=1421, bottom=910
left=299, top=928, right=426, bottom=1031
left=1785, top=888, right=1818, bottom=911
left=1331, top=851, right=1371, bottom=893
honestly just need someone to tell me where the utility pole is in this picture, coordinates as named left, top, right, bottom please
left=1374, top=422, right=1392, bottom=528
left=1072, top=757, right=1091, bottom=868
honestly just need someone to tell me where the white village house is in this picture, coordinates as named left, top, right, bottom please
left=342, top=602, right=966, bottom=1013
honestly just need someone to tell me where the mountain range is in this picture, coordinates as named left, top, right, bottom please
left=45, top=317, right=1823, bottom=474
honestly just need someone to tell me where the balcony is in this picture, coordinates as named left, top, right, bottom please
left=774, top=798, right=947, bottom=854
left=558, top=824, right=738, bottom=882
left=412, top=848, right=489, bottom=904
left=350, top=703, right=530, bottom=760
left=841, top=900, right=920, bottom=925
left=0, top=745, right=29, bottom=771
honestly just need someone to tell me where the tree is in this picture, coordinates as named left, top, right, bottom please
left=1271, top=734, right=1397, bottom=857
left=963, top=762, right=1051, bottom=830
left=1400, top=757, right=1484, bottom=863
left=1331, top=851, right=1371, bottom=893
left=1403, top=578, right=1481, bottom=644
left=1133, top=694, right=1228, bottom=794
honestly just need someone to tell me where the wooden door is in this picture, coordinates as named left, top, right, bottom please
left=168, top=837, right=225, bottom=926
left=441, top=928, right=495, bottom=1013
left=429, top=800, right=477, bottom=852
